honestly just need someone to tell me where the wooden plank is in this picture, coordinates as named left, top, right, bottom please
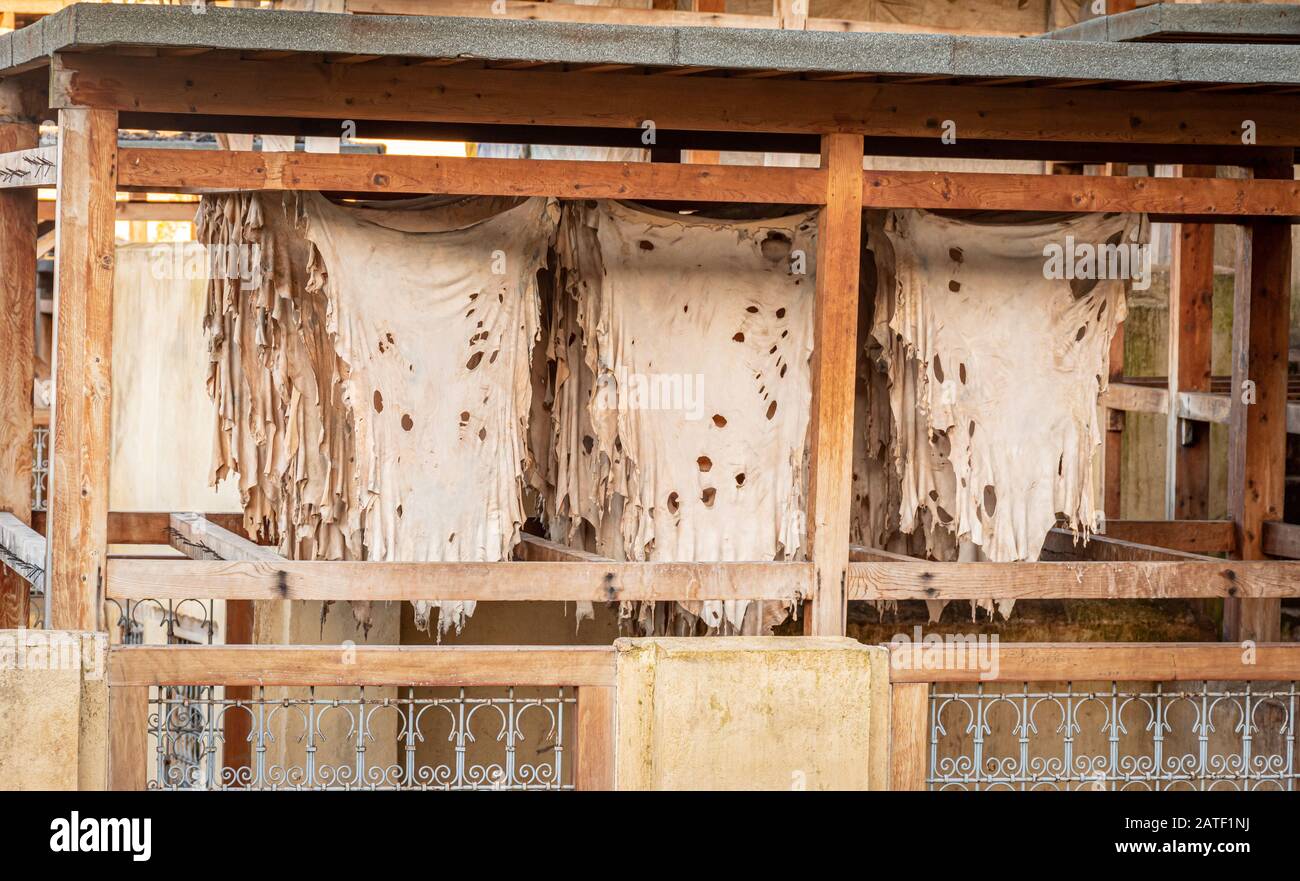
left=38, top=199, right=199, bottom=223
left=107, top=685, right=149, bottom=791
left=349, top=0, right=772, bottom=29
left=1166, top=165, right=1217, bottom=520
left=0, top=145, right=56, bottom=189
left=114, top=147, right=1300, bottom=217
left=1099, top=381, right=1168, bottom=414
left=861, top=170, right=1300, bottom=218
left=108, top=645, right=618, bottom=687
left=847, top=560, right=1300, bottom=600
left=52, top=53, right=1300, bottom=146
left=1100, top=519, right=1236, bottom=554
left=1039, top=528, right=1221, bottom=563
left=849, top=544, right=926, bottom=563
left=32, top=510, right=252, bottom=544
left=888, top=642, right=1300, bottom=684
left=574, top=685, right=616, bottom=792
left=1262, top=521, right=1300, bottom=559
left=168, top=512, right=284, bottom=562
left=117, top=147, right=826, bottom=204
left=1225, top=162, right=1292, bottom=642
left=515, top=533, right=615, bottom=563
left=1176, top=389, right=1230, bottom=423
left=106, top=559, right=810, bottom=602
left=807, top=132, right=864, bottom=637
left=48, top=107, right=117, bottom=631
left=889, top=683, right=929, bottom=792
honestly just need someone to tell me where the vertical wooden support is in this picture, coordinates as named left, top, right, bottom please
left=807, top=133, right=864, bottom=637
left=574, top=685, right=615, bottom=791
left=1165, top=165, right=1217, bottom=520
left=108, top=685, right=149, bottom=791
left=222, top=600, right=254, bottom=779
left=889, top=682, right=929, bottom=791
left=48, top=106, right=118, bottom=631
left=1225, top=161, right=1292, bottom=643
left=1101, top=160, right=1131, bottom=522
left=0, top=83, right=37, bottom=625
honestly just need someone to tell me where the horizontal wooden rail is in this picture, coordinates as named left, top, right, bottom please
left=862, top=171, right=1300, bottom=218
left=1103, top=384, right=1300, bottom=434
left=515, top=533, right=615, bottom=563
left=848, top=560, right=1300, bottom=600
left=1038, top=528, right=1221, bottom=563
left=1099, top=519, right=1235, bottom=555
left=888, top=642, right=1300, bottom=683
left=31, top=510, right=250, bottom=545
left=1262, top=521, right=1300, bottom=559
left=108, top=644, right=616, bottom=687
left=169, top=512, right=283, bottom=563
left=106, top=559, right=811, bottom=602
left=117, top=148, right=827, bottom=203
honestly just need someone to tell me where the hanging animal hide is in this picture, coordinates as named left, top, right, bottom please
left=860, top=209, right=1146, bottom=619
left=200, top=193, right=556, bottom=636
left=548, top=201, right=816, bottom=634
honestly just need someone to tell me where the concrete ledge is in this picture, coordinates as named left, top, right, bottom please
left=614, top=636, right=888, bottom=791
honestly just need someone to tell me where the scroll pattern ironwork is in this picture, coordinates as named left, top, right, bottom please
left=928, top=682, right=1298, bottom=791
left=148, top=686, right=576, bottom=791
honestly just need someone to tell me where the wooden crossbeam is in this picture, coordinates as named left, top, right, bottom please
left=116, top=148, right=826, bottom=204
left=37, top=199, right=199, bottom=223
left=888, top=642, right=1300, bottom=683
left=1100, top=382, right=1168, bottom=414
left=1262, top=521, right=1300, bottom=559
left=168, top=512, right=284, bottom=563
left=1038, top=528, right=1221, bottom=563
left=0, top=146, right=55, bottom=189
left=1099, top=519, right=1237, bottom=555
left=105, top=559, right=811, bottom=603
left=30, top=510, right=251, bottom=544
left=1103, top=384, right=1300, bottom=434
left=108, top=644, right=617, bottom=687
left=53, top=52, right=1300, bottom=146
left=515, top=533, right=615, bottom=563
left=847, top=560, right=1300, bottom=601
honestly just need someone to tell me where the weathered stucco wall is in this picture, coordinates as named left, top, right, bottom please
left=0, top=630, right=107, bottom=791
left=614, top=636, right=888, bottom=790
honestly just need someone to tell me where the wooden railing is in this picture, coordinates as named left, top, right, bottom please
left=106, top=644, right=617, bottom=791
left=888, top=643, right=1300, bottom=792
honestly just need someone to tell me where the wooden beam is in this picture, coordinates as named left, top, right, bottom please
left=52, top=53, right=1300, bottom=146
left=1225, top=162, right=1293, bottom=643
left=0, top=90, right=36, bottom=629
left=47, top=107, right=117, bottom=631
left=1100, top=382, right=1167, bottom=414
left=106, top=559, right=811, bottom=603
left=849, top=544, right=927, bottom=563
left=1100, top=519, right=1236, bottom=554
left=108, top=644, right=618, bottom=687
left=1166, top=165, right=1217, bottom=520
left=168, top=512, right=283, bottom=562
left=889, top=683, right=929, bottom=791
left=861, top=170, right=1300, bottom=218
left=117, top=147, right=826, bottom=204
left=888, top=642, right=1300, bottom=684
left=574, top=686, right=616, bottom=792
left=807, top=132, right=864, bottom=637
left=37, top=199, right=199, bottom=223
left=847, top=560, right=1300, bottom=601
left=107, top=685, right=149, bottom=791
left=0, top=146, right=56, bottom=189
left=515, top=533, right=615, bottom=563
left=31, top=510, right=252, bottom=544
left=0, top=511, right=46, bottom=584
left=1039, top=527, right=1220, bottom=563
left=1262, top=520, right=1300, bottom=559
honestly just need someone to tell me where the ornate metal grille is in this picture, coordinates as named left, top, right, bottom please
left=31, top=426, right=47, bottom=512
left=148, top=686, right=576, bottom=791
left=929, top=682, right=1299, bottom=791
left=107, top=597, right=217, bottom=646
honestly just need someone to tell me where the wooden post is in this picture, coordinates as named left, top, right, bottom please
left=108, top=685, right=150, bottom=791
left=1102, top=161, right=1130, bottom=522
left=221, top=599, right=254, bottom=780
left=48, top=106, right=118, bottom=631
left=1165, top=165, right=1217, bottom=520
left=807, top=132, right=864, bottom=637
left=574, top=685, right=615, bottom=791
left=889, top=682, right=929, bottom=791
left=1225, top=162, right=1292, bottom=643
left=0, top=82, right=37, bottom=626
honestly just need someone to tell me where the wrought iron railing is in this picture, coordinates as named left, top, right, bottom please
left=927, top=681, right=1298, bottom=791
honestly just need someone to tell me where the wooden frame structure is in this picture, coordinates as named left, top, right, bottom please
left=0, top=5, right=1297, bottom=647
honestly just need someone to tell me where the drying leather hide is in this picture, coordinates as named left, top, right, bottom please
left=863, top=209, right=1145, bottom=618
left=549, top=201, right=816, bottom=633
left=201, top=193, right=556, bottom=636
